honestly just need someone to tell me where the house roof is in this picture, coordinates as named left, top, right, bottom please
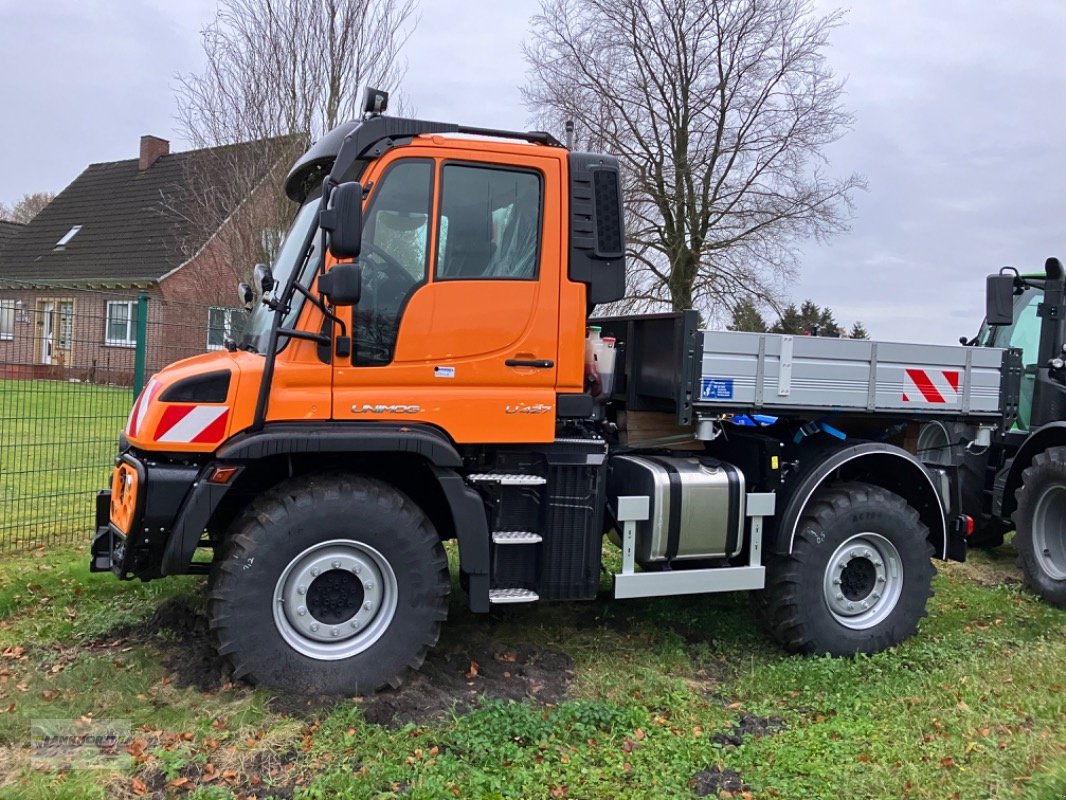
left=0, top=220, right=23, bottom=253
left=0, top=136, right=299, bottom=287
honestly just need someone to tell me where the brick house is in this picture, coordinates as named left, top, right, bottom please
left=0, top=134, right=299, bottom=384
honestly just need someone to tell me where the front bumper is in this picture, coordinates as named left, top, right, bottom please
left=90, top=491, right=124, bottom=574
left=89, top=451, right=203, bottom=580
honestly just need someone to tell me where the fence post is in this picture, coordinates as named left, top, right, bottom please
left=133, top=291, right=149, bottom=397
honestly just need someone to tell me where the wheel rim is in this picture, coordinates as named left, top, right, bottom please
left=272, top=539, right=398, bottom=661
left=822, top=533, right=904, bottom=630
left=1031, top=485, right=1066, bottom=580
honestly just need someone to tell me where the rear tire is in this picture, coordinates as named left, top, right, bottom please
left=208, top=474, right=450, bottom=695
left=1013, top=447, right=1066, bottom=608
left=757, top=482, right=935, bottom=656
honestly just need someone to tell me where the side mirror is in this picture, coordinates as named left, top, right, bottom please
left=237, top=281, right=254, bottom=311
left=985, top=273, right=1016, bottom=326
left=253, top=263, right=275, bottom=294
left=318, top=262, right=362, bottom=306
left=320, top=182, right=363, bottom=261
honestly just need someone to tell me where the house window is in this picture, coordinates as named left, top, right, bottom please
left=207, top=307, right=245, bottom=350
left=105, top=300, right=138, bottom=347
left=0, top=300, right=13, bottom=341
left=57, top=300, right=74, bottom=349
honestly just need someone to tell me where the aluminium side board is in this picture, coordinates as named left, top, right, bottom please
left=696, top=330, right=1017, bottom=420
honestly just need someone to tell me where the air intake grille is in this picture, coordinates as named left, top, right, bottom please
left=592, top=169, right=624, bottom=258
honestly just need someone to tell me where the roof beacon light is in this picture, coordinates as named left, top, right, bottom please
left=362, top=87, right=389, bottom=118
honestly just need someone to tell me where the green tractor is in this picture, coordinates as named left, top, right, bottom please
left=918, top=257, right=1066, bottom=607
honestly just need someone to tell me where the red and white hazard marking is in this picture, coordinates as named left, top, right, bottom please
left=127, top=378, right=160, bottom=438
left=153, top=404, right=230, bottom=444
left=902, top=368, right=960, bottom=404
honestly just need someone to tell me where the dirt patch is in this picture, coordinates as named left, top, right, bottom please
left=709, top=712, right=786, bottom=747
left=360, top=642, right=574, bottom=727
left=942, top=542, right=1026, bottom=589
left=691, top=766, right=746, bottom=796
left=65, top=598, right=232, bottom=694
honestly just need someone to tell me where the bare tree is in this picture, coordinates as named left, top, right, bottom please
left=0, top=192, right=55, bottom=223
left=177, top=0, right=417, bottom=147
left=171, top=0, right=417, bottom=282
left=524, top=0, right=865, bottom=319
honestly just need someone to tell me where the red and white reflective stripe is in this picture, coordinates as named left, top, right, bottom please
left=902, top=368, right=960, bottom=404
left=154, top=404, right=230, bottom=444
left=127, top=378, right=160, bottom=437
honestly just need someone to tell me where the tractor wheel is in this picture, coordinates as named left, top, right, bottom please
left=1013, top=446, right=1066, bottom=608
left=208, top=474, right=450, bottom=695
left=917, top=421, right=1008, bottom=548
left=757, top=482, right=935, bottom=656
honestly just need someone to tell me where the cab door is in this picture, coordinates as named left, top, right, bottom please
left=331, top=145, right=562, bottom=443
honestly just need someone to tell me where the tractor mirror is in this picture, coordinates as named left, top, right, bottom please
left=985, top=274, right=1016, bottom=326
left=318, top=262, right=362, bottom=306
left=321, top=182, right=363, bottom=261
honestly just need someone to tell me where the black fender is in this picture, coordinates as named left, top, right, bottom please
left=160, top=422, right=464, bottom=578
left=773, top=441, right=950, bottom=560
left=999, top=421, right=1066, bottom=520
left=216, top=421, right=462, bottom=465
left=430, top=467, right=491, bottom=613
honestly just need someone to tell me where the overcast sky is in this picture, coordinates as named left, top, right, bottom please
left=2, top=0, right=1065, bottom=344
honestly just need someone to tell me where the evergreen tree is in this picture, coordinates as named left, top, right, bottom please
left=727, top=298, right=769, bottom=333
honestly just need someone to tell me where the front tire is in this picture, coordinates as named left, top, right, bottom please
left=208, top=474, right=450, bottom=695
left=1013, top=447, right=1066, bottom=608
left=758, top=482, right=935, bottom=656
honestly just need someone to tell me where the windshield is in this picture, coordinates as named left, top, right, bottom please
left=241, top=196, right=322, bottom=353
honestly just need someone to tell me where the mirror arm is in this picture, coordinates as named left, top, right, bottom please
left=275, top=327, right=330, bottom=346
left=292, top=279, right=348, bottom=339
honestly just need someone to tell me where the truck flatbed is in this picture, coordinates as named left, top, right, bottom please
left=596, top=312, right=1020, bottom=427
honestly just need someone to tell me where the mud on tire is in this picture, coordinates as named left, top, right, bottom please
left=756, top=481, right=936, bottom=656
left=208, top=474, right=450, bottom=695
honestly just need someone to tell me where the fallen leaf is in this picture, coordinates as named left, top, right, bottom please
left=131, top=778, right=147, bottom=796
left=622, top=738, right=635, bottom=753
left=634, top=728, right=646, bottom=741
left=466, top=661, right=479, bottom=679
left=940, top=757, right=956, bottom=768
left=550, top=787, right=568, bottom=798
left=167, top=777, right=190, bottom=788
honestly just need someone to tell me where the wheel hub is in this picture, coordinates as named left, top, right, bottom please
left=823, top=533, right=904, bottom=630
left=273, top=540, right=398, bottom=660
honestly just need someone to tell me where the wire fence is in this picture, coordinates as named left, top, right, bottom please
left=0, top=286, right=247, bottom=552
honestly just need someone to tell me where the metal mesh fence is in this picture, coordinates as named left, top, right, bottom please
left=0, top=285, right=246, bottom=551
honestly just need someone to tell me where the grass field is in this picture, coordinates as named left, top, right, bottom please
left=0, top=538, right=1061, bottom=799
left=0, top=379, right=130, bottom=549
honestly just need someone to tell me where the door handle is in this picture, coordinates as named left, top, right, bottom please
left=505, top=358, right=554, bottom=369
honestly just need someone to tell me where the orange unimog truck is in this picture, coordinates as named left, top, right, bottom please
left=93, top=89, right=1021, bottom=695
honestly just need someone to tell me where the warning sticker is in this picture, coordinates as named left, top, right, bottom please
left=700, top=378, right=734, bottom=400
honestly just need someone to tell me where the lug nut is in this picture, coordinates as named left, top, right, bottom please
left=310, top=623, right=320, bottom=632
left=363, top=601, right=374, bottom=611
left=351, top=619, right=360, bottom=629
left=297, top=585, right=306, bottom=595
left=353, top=565, right=362, bottom=574
left=311, top=567, right=320, bottom=577
left=331, top=628, right=339, bottom=637
left=365, top=582, right=374, bottom=591
left=297, top=606, right=307, bottom=616
left=331, top=560, right=341, bottom=569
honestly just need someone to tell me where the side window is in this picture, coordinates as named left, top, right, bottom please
left=355, top=159, right=433, bottom=366
left=436, top=165, right=542, bottom=280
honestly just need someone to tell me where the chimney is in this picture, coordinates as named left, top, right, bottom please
left=139, top=135, right=170, bottom=171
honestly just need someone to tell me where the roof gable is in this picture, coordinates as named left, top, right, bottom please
left=0, top=136, right=299, bottom=286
